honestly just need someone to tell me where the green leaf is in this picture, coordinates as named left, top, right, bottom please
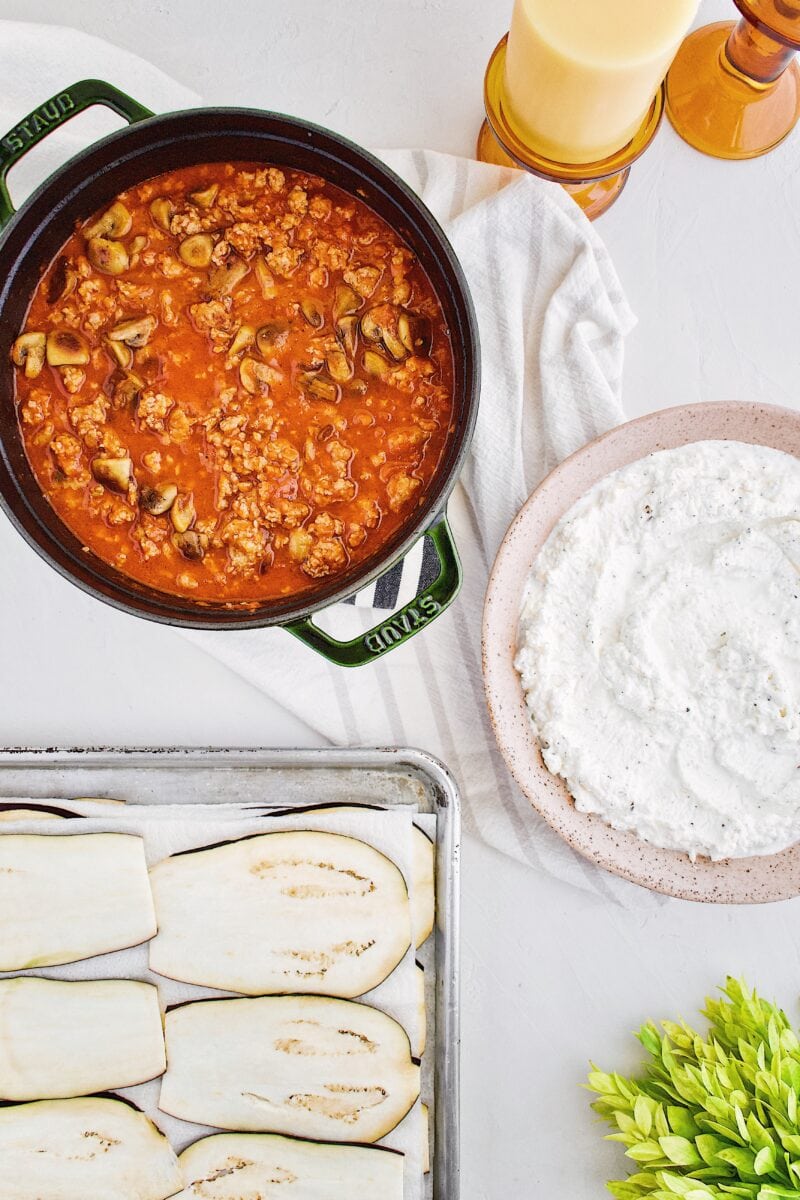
left=692, top=1165, right=736, bottom=1181
left=696, top=1134, right=733, bottom=1166
left=635, top=1096, right=654, bottom=1137
left=639, top=1024, right=663, bottom=1056
left=747, top=1115, right=777, bottom=1154
left=736, top=1109, right=752, bottom=1144
left=700, top=1119, right=748, bottom=1146
left=705, top=1096, right=736, bottom=1124
left=717, top=1147, right=758, bottom=1178
left=608, top=1183, right=647, bottom=1200
left=628, top=1140, right=667, bottom=1164
left=669, top=1108, right=701, bottom=1139
left=660, top=1137, right=704, bottom=1167
left=754, top=1146, right=777, bottom=1176
left=656, top=1107, right=672, bottom=1139
left=769, top=1019, right=781, bottom=1056
left=626, top=1173, right=660, bottom=1189
left=589, top=1069, right=619, bottom=1096
left=657, top=1172, right=709, bottom=1196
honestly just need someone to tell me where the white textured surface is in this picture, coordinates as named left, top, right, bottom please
left=0, top=2, right=799, bottom=1198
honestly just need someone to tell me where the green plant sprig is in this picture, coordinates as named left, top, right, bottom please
left=587, top=979, right=800, bottom=1200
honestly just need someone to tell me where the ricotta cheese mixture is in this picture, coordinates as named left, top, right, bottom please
left=515, top=440, right=800, bottom=860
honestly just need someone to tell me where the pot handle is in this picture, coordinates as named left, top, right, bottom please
left=284, top=514, right=462, bottom=668
left=0, top=79, right=153, bottom=229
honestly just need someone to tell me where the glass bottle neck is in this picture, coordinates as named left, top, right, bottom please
left=727, top=12, right=798, bottom=81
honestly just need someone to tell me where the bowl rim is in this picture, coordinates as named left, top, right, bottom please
left=482, top=399, right=800, bottom=903
left=0, top=105, right=480, bottom=629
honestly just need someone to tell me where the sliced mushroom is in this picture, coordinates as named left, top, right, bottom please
left=254, top=257, right=277, bottom=299
left=47, top=257, right=78, bottom=306
left=228, top=325, right=256, bottom=358
left=398, top=311, right=433, bottom=357
left=12, top=332, right=46, bottom=379
left=140, top=482, right=178, bottom=516
left=92, top=456, right=133, bottom=494
left=129, top=235, right=148, bottom=266
left=255, top=322, right=289, bottom=356
left=300, top=298, right=324, bottom=329
left=108, top=316, right=157, bottom=349
left=173, top=530, right=206, bottom=560
left=106, top=339, right=133, bottom=370
left=333, top=284, right=361, bottom=322
left=363, top=349, right=389, bottom=379
left=300, top=371, right=339, bottom=403
left=150, top=198, right=175, bottom=232
left=87, top=237, right=129, bottom=276
left=179, top=234, right=214, bottom=269
left=361, top=304, right=406, bottom=361
left=240, top=357, right=273, bottom=396
left=383, top=330, right=407, bottom=362
left=335, top=314, right=359, bottom=357
left=84, top=201, right=132, bottom=240
left=111, top=371, right=144, bottom=410
left=208, top=256, right=249, bottom=296
left=189, top=183, right=219, bottom=209
left=46, top=331, right=90, bottom=367
left=171, top=493, right=196, bottom=534
left=326, top=348, right=353, bottom=383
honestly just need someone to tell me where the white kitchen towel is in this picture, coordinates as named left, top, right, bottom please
left=0, top=23, right=656, bottom=907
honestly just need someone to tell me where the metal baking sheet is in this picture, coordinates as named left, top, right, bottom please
left=0, top=745, right=460, bottom=1200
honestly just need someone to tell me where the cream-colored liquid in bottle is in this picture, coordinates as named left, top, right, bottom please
left=503, top=0, right=698, bottom=164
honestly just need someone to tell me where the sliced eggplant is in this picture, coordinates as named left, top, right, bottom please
left=71, top=796, right=126, bottom=805
left=175, top=1132, right=404, bottom=1199
left=149, top=829, right=410, bottom=997
left=0, top=1096, right=181, bottom=1200
left=159, top=994, right=420, bottom=1143
left=0, top=978, right=165, bottom=1100
left=416, top=961, right=427, bottom=1057
left=0, top=833, right=156, bottom=970
left=411, top=824, right=435, bottom=947
left=0, top=798, right=125, bottom=822
left=0, top=805, right=74, bottom=822
left=422, top=1102, right=431, bottom=1174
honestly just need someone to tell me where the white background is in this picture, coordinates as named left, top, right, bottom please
left=0, top=1, right=799, bottom=1196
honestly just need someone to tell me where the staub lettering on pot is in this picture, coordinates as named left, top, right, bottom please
left=0, top=93, right=75, bottom=160
left=365, top=596, right=442, bottom=655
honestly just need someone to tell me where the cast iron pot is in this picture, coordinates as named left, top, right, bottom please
left=0, top=79, right=479, bottom=666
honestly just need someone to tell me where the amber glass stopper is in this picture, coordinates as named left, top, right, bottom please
left=666, top=2, right=800, bottom=159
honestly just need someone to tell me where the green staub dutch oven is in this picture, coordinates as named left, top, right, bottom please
left=0, top=80, right=480, bottom=666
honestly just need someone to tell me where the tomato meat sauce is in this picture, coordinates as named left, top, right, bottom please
left=11, top=162, right=455, bottom=603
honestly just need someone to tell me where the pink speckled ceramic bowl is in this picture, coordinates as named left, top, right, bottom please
left=482, top=401, right=800, bottom=903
